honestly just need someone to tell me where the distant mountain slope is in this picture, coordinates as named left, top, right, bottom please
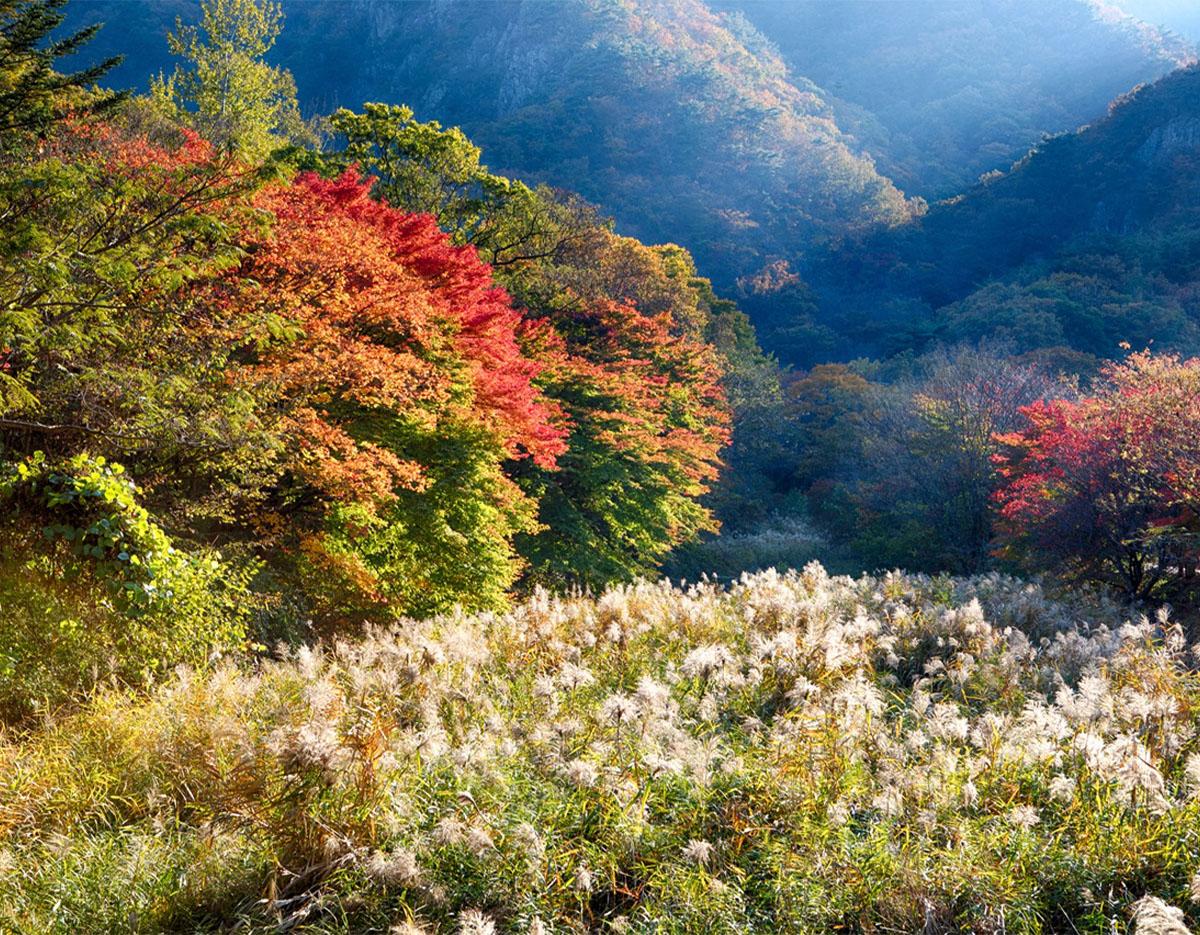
left=63, top=0, right=1195, bottom=332
left=65, top=0, right=916, bottom=291
left=811, top=65, right=1200, bottom=362
left=714, top=0, right=1195, bottom=197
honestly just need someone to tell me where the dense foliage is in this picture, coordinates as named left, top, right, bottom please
left=0, top=0, right=739, bottom=709
left=317, top=102, right=743, bottom=587
left=0, top=452, right=251, bottom=720
left=0, top=119, right=262, bottom=448
left=996, top=351, right=1200, bottom=602
left=214, top=167, right=572, bottom=621
left=0, top=110, right=732, bottom=631
left=0, top=0, right=124, bottom=137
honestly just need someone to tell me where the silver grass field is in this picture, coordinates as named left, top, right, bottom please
left=3, top=564, right=1200, bottom=933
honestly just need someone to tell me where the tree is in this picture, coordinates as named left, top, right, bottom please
left=995, top=350, right=1200, bottom=602
left=868, top=346, right=1071, bottom=573
left=537, top=234, right=790, bottom=543
left=151, top=0, right=315, bottom=159
left=221, top=169, right=567, bottom=621
left=0, top=118, right=266, bottom=477
left=0, top=0, right=125, bottom=141
left=513, top=295, right=729, bottom=588
left=327, top=102, right=598, bottom=269
left=494, top=223, right=733, bottom=587
left=787, top=364, right=875, bottom=492
left=321, top=108, right=738, bottom=588
left=790, top=347, right=1071, bottom=574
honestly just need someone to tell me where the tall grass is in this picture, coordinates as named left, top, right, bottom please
left=2, top=564, right=1200, bottom=933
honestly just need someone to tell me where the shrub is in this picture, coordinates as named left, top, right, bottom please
left=662, top=514, right=828, bottom=582
left=0, top=453, right=252, bottom=720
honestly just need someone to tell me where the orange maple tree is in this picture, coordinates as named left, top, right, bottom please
left=201, top=169, right=569, bottom=617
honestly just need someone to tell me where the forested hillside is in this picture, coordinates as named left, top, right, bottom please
left=33, top=0, right=1200, bottom=640
left=31, top=0, right=1200, bottom=650
left=64, top=0, right=916, bottom=292
left=63, top=0, right=1192, bottom=302
left=804, top=64, right=1200, bottom=364
left=715, top=0, right=1194, bottom=195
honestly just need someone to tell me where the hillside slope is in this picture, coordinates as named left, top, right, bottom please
left=62, top=0, right=1197, bottom=350
left=65, top=0, right=916, bottom=291
left=717, top=0, right=1194, bottom=197
left=810, top=65, right=1200, bottom=362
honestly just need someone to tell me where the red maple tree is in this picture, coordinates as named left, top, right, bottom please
left=994, top=351, right=1200, bottom=600
left=225, top=169, right=567, bottom=511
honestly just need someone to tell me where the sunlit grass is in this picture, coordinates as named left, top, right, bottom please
left=2, top=564, right=1199, bottom=932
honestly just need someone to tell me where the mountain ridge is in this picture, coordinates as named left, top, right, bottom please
left=60, top=0, right=1200, bottom=360
left=806, top=64, right=1200, bottom=362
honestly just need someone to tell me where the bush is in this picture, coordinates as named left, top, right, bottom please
left=662, top=514, right=829, bottom=582
left=0, top=453, right=252, bottom=721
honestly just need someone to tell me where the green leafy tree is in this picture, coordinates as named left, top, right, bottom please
left=0, top=0, right=124, bottom=141
left=511, top=297, right=728, bottom=589
left=151, top=0, right=315, bottom=159
left=309, top=423, right=537, bottom=622
left=0, top=119, right=270, bottom=517
left=327, top=103, right=597, bottom=269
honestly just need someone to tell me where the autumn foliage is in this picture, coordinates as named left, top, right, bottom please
left=188, top=168, right=569, bottom=618
left=994, top=351, right=1200, bottom=600
left=0, top=0, right=733, bottom=635
left=517, top=294, right=730, bottom=586
left=0, top=114, right=730, bottom=630
left=240, top=170, right=567, bottom=490
left=0, top=118, right=259, bottom=427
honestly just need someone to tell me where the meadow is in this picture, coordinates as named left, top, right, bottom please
left=3, top=565, right=1199, bottom=933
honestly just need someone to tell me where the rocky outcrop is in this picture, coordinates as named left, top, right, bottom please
left=1136, top=116, right=1200, bottom=164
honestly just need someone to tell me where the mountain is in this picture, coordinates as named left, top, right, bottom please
left=809, top=64, right=1200, bottom=363
left=714, top=0, right=1195, bottom=197
left=64, top=0, right=917, bottom=293
left=64, top=0, right=1192, bottom=296
left=63, top=0, right=1200, bottom=357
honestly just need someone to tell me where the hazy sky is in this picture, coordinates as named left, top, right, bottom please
left=1115, top=0, right=1200, bottom=40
